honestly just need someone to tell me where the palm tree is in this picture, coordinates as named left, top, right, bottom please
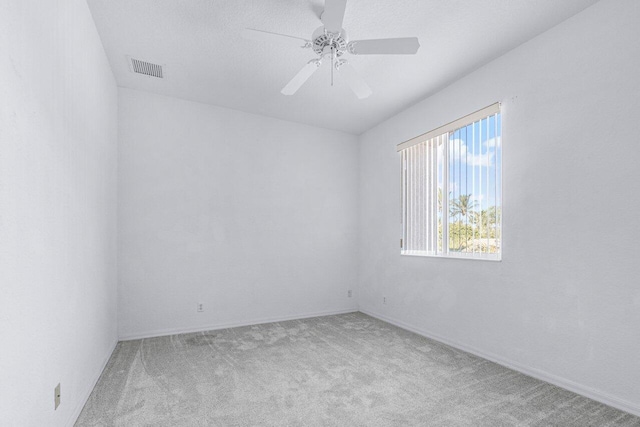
left=449, top=194, right=477, bottom=251
left=449, top=194, right=477, bottom=219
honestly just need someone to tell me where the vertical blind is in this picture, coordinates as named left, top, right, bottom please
left=399, top=104, right=502, bottom=260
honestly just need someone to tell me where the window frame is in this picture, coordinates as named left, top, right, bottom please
left=398, top=103, right=502, bottom=261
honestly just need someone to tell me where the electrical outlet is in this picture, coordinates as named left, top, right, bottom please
left=197, top=303, right=204, bottom=313
left=347, top=290, right=352, bottom=298
left=383, top=296, right=387, bottom=305
left=54, top=383, right=61, bottom=410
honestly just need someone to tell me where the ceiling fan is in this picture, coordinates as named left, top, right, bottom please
left=242, top=0, right=420, bottom=99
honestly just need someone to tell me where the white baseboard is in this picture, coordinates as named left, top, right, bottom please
left=118, top=308, right=359, bottom=341
left=66, top=338, right=118, bottom=427
left=359, top=308, right=640, bottom=418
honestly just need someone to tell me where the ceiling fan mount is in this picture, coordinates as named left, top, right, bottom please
left=242, top=0, right=420, bottom=99
left=311, top=27, right=348, bottom=58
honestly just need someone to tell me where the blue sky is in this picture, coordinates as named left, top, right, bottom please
left=439, top=113, right=502, bottom=215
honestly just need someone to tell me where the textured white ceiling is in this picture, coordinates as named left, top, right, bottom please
left=86, top=0, right=599, bottom=134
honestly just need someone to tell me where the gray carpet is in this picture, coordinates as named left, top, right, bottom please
left=76, top=313, right=639, bottom=426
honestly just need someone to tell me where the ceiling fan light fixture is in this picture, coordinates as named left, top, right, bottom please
left=242, top=0, right=420, bottom=98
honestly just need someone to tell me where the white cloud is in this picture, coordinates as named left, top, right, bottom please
left=449, top=139, right=494, bottom=167
left=482, top=136, right=501, bottom=150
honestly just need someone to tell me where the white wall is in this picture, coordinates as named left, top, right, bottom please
left=0, top=1, right=118, bottom=426
left=357, top=0, right=640, bottom=415
left=118, top=88, right=358, bottom=339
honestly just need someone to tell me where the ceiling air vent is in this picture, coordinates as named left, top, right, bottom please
left=127, top=57, right=164, bottom=78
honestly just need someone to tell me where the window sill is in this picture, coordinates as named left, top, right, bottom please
left=400, top=251, right=501, bottom=262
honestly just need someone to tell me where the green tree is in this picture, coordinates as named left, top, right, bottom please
left=470, top=207, right=500, bottom=239
left=448, top=222, right=474, bottom=251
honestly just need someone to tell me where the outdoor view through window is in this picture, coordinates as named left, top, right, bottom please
left=399, top=105, right=501, bottom=260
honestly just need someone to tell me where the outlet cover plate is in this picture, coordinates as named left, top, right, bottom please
left=54, top=383, right=61, bottom=410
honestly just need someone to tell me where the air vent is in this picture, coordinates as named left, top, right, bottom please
left=127, top=57, right=164, bottom=78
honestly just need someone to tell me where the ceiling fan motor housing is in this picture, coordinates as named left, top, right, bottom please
left=312, top=26, right=347, bottom=57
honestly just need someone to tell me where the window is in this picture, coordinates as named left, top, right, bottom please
left=398, top=103, right=502, bottom=260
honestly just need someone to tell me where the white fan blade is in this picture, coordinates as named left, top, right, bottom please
left=322, top=0, right=347, bottom=33
left=348, top=37, right=420, bottom=55
left=281, top=61, right=321, bottom=95
left=242, top=28, right=309, bottom=48
left=337, top=62, right=372, bottom=99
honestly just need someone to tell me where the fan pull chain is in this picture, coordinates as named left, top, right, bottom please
left=331, top=46, right=335, bottom=86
